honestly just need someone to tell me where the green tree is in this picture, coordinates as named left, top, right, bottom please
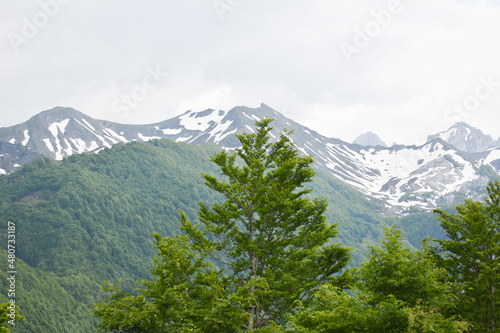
left=92, top=234, right=244, bottom=332
left=93, top=118, right=350, bottom=331
left=290, top=284, right=408, bottom=333
left=433, top=180, right=500, bottom=332
left=0, top=302, right=25, bottom=333
left=357, top=227, right=452, bottom=309
left=290, top=228, right=468, bottom=332
left=356, top=227, right=467, bottom=332
left=182, top=117, right=350, bottom=330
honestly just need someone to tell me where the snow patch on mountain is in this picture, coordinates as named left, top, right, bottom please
left=176, top=136, right=193, bottom=143
left=69, top=138, right=88, bottom=153
left=97, top=135, right=112, bottom=148
left=63, top=139, right=73, bottom=156
left=48, top=119, right=70, bottom=137
left=53, top=137, right=64, bottom=160
left=73, top=118, right=113, bottom=148
left=74, top=119, right=95, bottom=134
left=207, top=120, right=236, bottom=144
left=138, top=133, right=161, bottom=142
left=22, top=130, right=30, bottom=146
left=242, top=112, right=253, bottom=121
left=103, top=128, right=128, bottom=142
left=89, top=141, right=99, bottom=151
left=161, top=128, right=182, bottom=135
left=245, top=125, right=255, bottom=133
left=307, top=137, right=491, bottom=212
left=484, top=149, right=500, bottom=165
left=441, top=127, right=456, bottom=142
left=81, top=119, right=96, bottom=131
left=241, top=111, right=261, bottom=122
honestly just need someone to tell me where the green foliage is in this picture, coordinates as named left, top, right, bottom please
left=433, top=180, right=500, bottom=332
left=0, top=302, right=24, bottom=333
left=388, top=211, right=447, bottom=248
left=0, top=252, right=91, bottom=333
left=0, top=140, right=224, bottom=332
left=290, top=227, right=469, bottom=332
left=309, top=171, right=386, bottom=265
left=291, top=287, right=468, bottom=333
left=92, top=233, right=245, bottom=332
left=356, top=228, right=452, bottom=309
left=93, top=118, right=351, bottom=331
left=184, top=118, right=350, bottom=329
left=290, top=284, right=408, bottom=332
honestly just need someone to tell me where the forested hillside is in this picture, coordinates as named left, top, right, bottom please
left=0, top=138, right=435, bottom=332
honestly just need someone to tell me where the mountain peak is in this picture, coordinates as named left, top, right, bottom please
left=427, top=122, right=497, bottom=153
left=352, top=131, right=387, bottom=147
left=28, top=106, right=87, bottom=123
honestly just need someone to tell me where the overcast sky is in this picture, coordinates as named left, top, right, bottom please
left=1, top=0, right=500, bottom=145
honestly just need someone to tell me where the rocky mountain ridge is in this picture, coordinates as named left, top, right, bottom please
left=427, top=122, right=500, bottom=153
left=1, top=104, right=499, bottom=212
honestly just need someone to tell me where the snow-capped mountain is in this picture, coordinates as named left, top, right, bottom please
left=427, top=122, right=500, bottom=153
left=1, top=104, right=499, bottom=212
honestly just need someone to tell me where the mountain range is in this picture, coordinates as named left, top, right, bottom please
left=0, top=104, right=497, bottom=332
left=1, top=104, right=499, bottom=212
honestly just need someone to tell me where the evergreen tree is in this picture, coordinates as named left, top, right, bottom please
left=433, top=180, right=500, bottom=332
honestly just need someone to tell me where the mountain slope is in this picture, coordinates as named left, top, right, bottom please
left=0, top=141, right=41, bottom=174
left=0, top=137, right=389, bottom=332
left=1, top=105, right=499, bottom=212
left=0, top=252, right=96, bottom=332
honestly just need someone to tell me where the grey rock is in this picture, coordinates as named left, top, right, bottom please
left=353, top=132, right=387, bottom=147
left=427, top=122, right=497, bottom=153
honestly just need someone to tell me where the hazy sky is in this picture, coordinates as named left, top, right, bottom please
left=1, top=0, right=500, bottom=145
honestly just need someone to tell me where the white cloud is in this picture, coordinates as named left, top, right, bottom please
left=0, top=0, right=499, bottom=145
